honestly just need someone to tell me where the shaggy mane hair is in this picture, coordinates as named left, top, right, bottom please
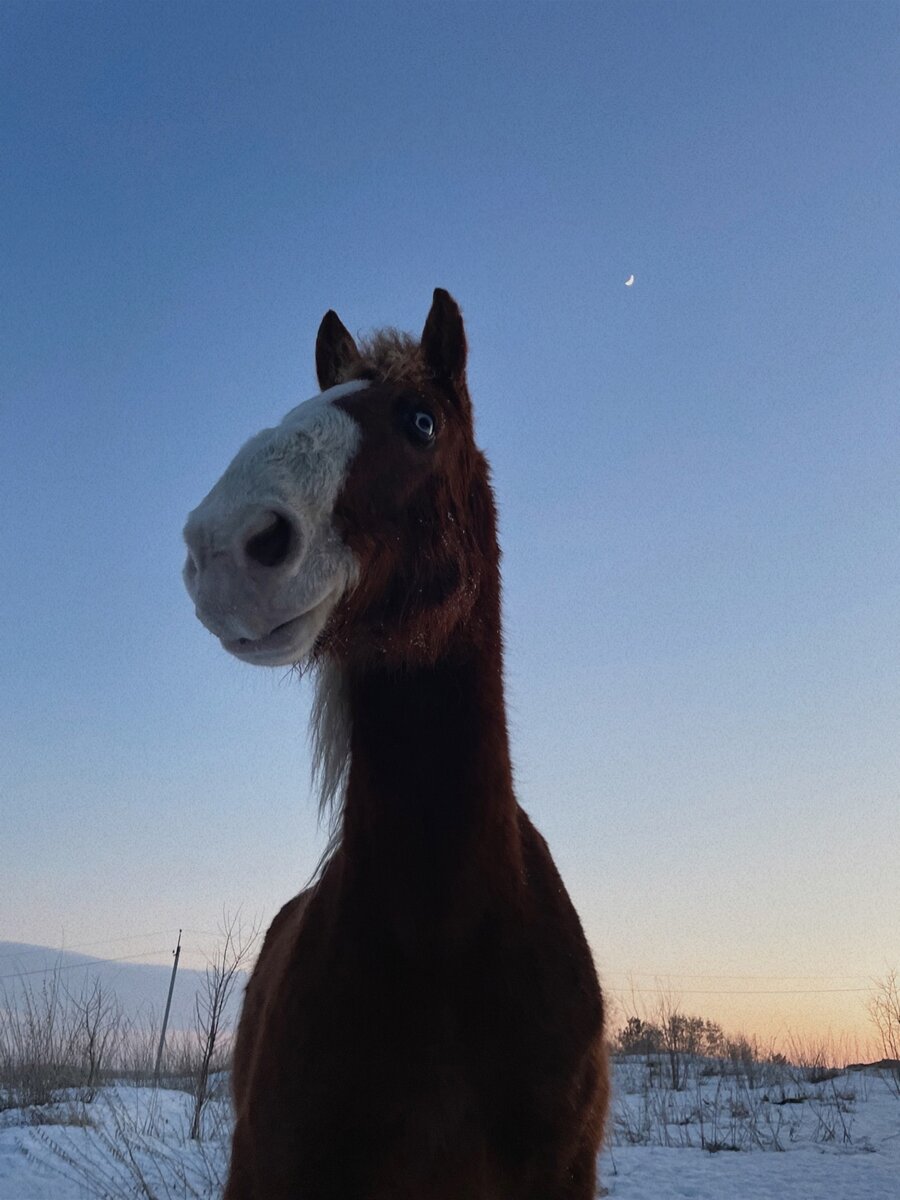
left=341, top=328, right=433, bottom=391
left=308, top=327, right=433, bottom=871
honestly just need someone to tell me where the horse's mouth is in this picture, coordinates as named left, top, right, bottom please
left=222, top=591, right=338, bottom=666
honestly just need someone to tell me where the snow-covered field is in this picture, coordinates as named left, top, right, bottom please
left=607, top=1058, right=899, bottom=1199
left=1, top=1060, right=897, bottom=1199
left=0, top=1085, right=230, bottom=1200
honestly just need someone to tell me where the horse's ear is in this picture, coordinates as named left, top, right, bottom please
left=421, top=288, right=467, bottom=389
left=316, top=311, right=361, bottom=391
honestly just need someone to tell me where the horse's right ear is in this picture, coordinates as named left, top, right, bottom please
left=421, top=288, right=467, bottom=389
left=316, top=311, right=361, bottom=391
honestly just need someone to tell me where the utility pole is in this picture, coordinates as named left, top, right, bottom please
left=153, top=929, right=182, bottom=1084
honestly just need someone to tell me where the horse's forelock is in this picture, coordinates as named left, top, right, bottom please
left=337, top=328, right=433, bottom=392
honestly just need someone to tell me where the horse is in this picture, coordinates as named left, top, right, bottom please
left=182, top=289, right=609, bottom=1199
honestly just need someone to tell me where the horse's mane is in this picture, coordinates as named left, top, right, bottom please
left=341, top=328, right=433, bottom=390
left=305, top=661, right=351, bottom=883
left=310, top=661, right=350, bottom=818
left=306, top=328, right=433, bottom=881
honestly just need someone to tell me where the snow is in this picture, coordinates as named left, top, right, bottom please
left=0, top=1086, right=228, bottom=1200
left=1, top=1064, right=897, bottom=1199
left=604, top=1141, right=897, bottom=1199
left=602, top=1060, right=900, bottom=1198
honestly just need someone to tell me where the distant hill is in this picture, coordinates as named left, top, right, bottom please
left=845, top=1058, right=900, bottom=1073
left=0, top=942, right=246, bottom=1032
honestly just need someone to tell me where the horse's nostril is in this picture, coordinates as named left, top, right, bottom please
left=244, top=512, right=295, bottom=568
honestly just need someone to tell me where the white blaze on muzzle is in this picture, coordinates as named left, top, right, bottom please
left=183, top=381, right=367, bottom=666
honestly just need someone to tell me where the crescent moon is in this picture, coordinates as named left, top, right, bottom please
left=625, top=275, right=635, bottom=286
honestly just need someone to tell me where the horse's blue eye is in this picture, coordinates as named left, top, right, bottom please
left=410, top=411, right=435, bottom=442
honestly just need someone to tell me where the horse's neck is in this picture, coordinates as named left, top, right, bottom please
left=338, top=607, right=521, bottom=943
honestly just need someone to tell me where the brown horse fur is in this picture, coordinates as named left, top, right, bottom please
left=216, top=291, right=609, bottom=1199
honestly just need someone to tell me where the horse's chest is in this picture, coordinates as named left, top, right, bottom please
left=245, top=966, right=497, bottom=1189
left=261, top=933, right=573, bottom=1135
left=240, top=897, right=599, bottom=1198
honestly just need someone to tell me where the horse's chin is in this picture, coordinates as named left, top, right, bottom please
left=222, top=589, right=341, bottom=668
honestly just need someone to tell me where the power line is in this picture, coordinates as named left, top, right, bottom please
left=603, top=969, right=877, bottom=982
left=607, top=985, right=871, bottom=997
left=0, top=935, right=880, bottom=995
left=0, top=930, right=180, bottom=963
left=0, top=948, right=172, bottom=983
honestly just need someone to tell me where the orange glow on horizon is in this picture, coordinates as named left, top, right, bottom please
left=600, top=972, right=884, bottom=1065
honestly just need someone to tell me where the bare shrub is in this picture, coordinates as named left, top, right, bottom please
left=116, top=1009, right=162, bottom=1083
left=188, top=911, right=259, bottom=1140
left=0, top=966, right=130, bottom=1112
left=0, top=967, right=81, bottom=1108
left=24, top=1101, right=95, bottom=1128
left=32, top=1087, right=230, bottom=1199
left=807, top=1077, right=855, bottom=1144
left=868, top=970, right=900, bottom=1098
left=615, top=984, right=726, bottom=1096
left=722, top=1034, right=790, bottom=1091
left=612, top=1069, right=698, bottom=1147
left=617, top=1016, right=662, bottom=1056
left=69, top=978, right=125, bottom=1099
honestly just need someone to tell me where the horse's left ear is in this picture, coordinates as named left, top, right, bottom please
left=421, top=288, right=468, bottom=389
left=316, top=310, right=362, bottom=391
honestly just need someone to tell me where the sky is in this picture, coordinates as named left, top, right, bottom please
left=2, top=0, right=898, bottom=1051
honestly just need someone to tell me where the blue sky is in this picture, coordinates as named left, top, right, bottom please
left=3, top=1, right=898, bottom=1043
